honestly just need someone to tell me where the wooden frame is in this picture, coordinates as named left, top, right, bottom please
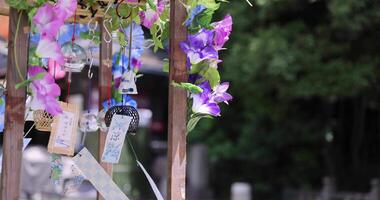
left=0, top=1, right=188, bottom=200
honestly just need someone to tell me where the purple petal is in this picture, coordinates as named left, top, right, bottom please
left=212, top=15, right=233, bottom=50
left=44, top=96, right=63, bottom=116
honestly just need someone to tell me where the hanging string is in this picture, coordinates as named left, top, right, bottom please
left=127, top=15, right=133, bottom=71
left=67, top=9, right=77, bottom=103
left=72, top=9, right=77, bottom=43
left=126, top=135, right=139, bottom=164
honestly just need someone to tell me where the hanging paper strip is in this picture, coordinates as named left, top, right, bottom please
left=101, top=114, right=132, bottom=163
left=72, top=147, right=130, bottom=200
left=48, top=102, right=80, bottom=156
left=137, top=160, right=164, bottom=200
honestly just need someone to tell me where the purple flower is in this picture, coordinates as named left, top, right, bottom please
left=36, top=38, right=65, bottom=65
left=139, top=0, right=165, bottom=29
left=54, top=0, right=77, bottom=21
left=212, top=82, right=233, bottom=104
left=191, top=91, right=221, bottom=116
left=212, top=15, right=233, bottom=50
left=33, top=4, right=64, bottom=39
left=180, top=29, right=218, bottom=66
left=191, top=81, right=232, bottom=116
left=29, top=66, right=62, bottom=116
left=184, top=5, right=207, bottom=27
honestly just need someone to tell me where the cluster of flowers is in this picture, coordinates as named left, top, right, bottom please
left=28, top=0, right=77, bottom=116
left=181, top=13, right=233, bottom=117
left=33, top=0, right=77, bottom=65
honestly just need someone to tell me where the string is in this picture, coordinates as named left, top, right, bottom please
left=127, top=16, right=133, bottom=71
left=72, top=8, right=77, bottom=43
left=67, top=9, right=77, bottom=103
left=126, top=135, right=139, bottom=164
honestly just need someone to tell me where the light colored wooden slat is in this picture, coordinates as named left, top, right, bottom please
left=167, top=0, right=188, bottom=199
left=97, top=18, right=113, bottom=200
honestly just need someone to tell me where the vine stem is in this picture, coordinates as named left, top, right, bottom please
left=14, top=11, right=25, bottom=81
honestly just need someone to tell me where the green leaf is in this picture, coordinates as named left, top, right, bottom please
left=187, top=114, right=213, bottom=135
left=163, top=59, right=169, bottom=73
left=15, top=72, right=45, bottom=89
left=172, top=81, right=204, bottom=94
left=147, top=0, right=157, bottom=11
left=200, top=67, right=220, bottom=88
left=190, top=61, right=209, bottom=74
left=117, top=31, right=128, bottom=47
left=117, top=4, right=132, bottom=18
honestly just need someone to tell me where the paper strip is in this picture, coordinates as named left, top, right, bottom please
left=101, top=115, right=132, bottom=163
left=137, top=160, right=164, bottom=200
left=72, top=147, right=130, bottom=200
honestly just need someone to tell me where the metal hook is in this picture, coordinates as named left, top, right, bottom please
left=102, top=18, right=113, bottom=43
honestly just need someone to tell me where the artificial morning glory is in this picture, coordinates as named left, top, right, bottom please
left=212, top=14, right=233, bottom=50
left=191, top=81, right=232, bottom=117
left=28, top=66, right=62, bottom=116
left=184, top=5, right=207, bottom=27
left=180, top=28, right=218, bottom=66
left=54, top=0, right=78, bottom=21
left=36, top=38, right=65, bottom=65
left=139, top=0, right=165, bottom=29
left=33, top=4, right=64, bottom=39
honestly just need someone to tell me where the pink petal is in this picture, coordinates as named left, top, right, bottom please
left=54, top=0, right=77, bottom=20
left=36, top=38, right=64, bottom=65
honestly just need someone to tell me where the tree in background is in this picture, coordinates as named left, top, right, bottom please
left=189, top=0, right=380, bottom=199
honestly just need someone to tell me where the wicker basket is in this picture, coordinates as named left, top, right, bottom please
left=33, top=110, right=54, bottom=132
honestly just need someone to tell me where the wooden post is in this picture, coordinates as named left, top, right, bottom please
left=167, top=0, right=188, bottom=199
left=1, top=9, right=29, bottom=200
left=97, top=18, right=113, bottom=200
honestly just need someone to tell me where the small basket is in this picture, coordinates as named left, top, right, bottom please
left=105, top=106, right=139, bottom=134
left=33, top=110, right=54, bottom=132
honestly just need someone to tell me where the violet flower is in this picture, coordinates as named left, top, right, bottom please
left=180, top=28, right=218, bottom=66
left=33, top=4, right=63, bottom=39
left=212, top=15, right=233, bottom=50
left=28, top=66, right=62, bottom=116
left=54, top=0, right=78, bottom=20
left=139, top=0, right=165, bottom=29
left=191, top=81, right=232, bottom=116
left=36, top=38, right=65, bottom=65
left=212, top=82, right=233, bottom=104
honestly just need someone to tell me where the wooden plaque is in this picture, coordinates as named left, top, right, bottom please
left=48, top=102, right=80, bottom=156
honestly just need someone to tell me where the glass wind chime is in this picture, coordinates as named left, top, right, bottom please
left=79, top=7, right=140, bottom=140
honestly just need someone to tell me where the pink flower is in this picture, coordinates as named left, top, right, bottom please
left=139, top=0, right=165, bottom=28
left=54, top=0, right=77, bottom=20
left=212, top=15, right=233, bottom=50
left=28, top=66, right=62, bottom=116
left=36, top=38, right=64, bottom=65
left=33, top=4, right=63, bottom=38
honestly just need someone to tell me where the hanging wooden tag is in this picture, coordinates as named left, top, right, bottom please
left=48, top=102, right=80, bottom=156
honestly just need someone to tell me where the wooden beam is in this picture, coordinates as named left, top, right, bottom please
left=167, top=0, right=188, bottom=199
left=1, top=9, right=29, bottom=200
left=97, top=18, right=113, bottom=200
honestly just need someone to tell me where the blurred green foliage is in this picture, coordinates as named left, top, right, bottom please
left=189, top=0, right=380, bottom=199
